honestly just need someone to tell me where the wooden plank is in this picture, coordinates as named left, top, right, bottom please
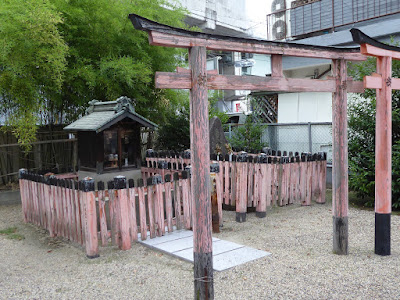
left=128, top=185, right=138, bottom=242
left=215, top=168, right=223, bottom=226
left=277, top=158, right=283, bottom=207
left=98, top=182, right=108, bottom=246
left=300, top=157, right=309, bottom=206
left=173, top=173, right=182, bottom=230
left=115, top=177, right=131, bottom=250
left=360, top=43, right=400, bottom=60
left=137, top=181, right=147, bottom=241
left=82, top=179, right=99, bottom=258
left=210, top=173, right=220, bottom=233
left=224, top=159, right=230, bottom=205
left=156, top=72, right=338, bottom=92
left=247, top=157, right=254, bottom=208
left=235, top=154, right=248, bottom=222
left=266, top=160, right=272, bottom=208
left=182, top=172, right=191, bottom=230
left=164, top=175, right=173, bottom=233
left=146, top=180, right=156, bottom=239
left=271, top=54, right=283, bottom=77
left=253, top=159, right=260, bottom=209
left=257, top=158, right=267, bottom=217
left=74, top=181, right=82, bottom=244
left=149, top=31, right=367, bottom=61
left=364, top=75, right=382, bottom=89
left=332, top=59, right=349, bottom=255
left=154, top=178, right=165, bottom=236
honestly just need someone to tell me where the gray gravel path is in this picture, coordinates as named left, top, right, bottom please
left=1, top=192, right=400, bottom=299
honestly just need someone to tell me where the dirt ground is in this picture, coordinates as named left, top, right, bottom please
left=1, top=191, right=400, bottom=299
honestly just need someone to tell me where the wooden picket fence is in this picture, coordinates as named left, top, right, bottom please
left=19, top=149, right=326, bottom=256
left=18, top=169, right=210, bottom=258
left=143, top=151, right=327, bottom=220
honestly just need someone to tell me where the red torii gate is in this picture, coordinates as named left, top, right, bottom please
left=351, top=29, right=400, bottom=256
left=129, top=14, right=371, bottom=299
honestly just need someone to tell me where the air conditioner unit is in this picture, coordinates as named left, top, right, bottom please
left=271, top=0, right=287, bottom=40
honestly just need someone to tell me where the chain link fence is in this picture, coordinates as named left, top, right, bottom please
left=225, top=122, right=333, bottom=163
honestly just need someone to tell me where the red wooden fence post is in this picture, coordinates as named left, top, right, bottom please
left=210, top=163, right=220, bottom=233
left=257, top=154, right=267, bottom=218
left=236, top=152, right=248, bottom=222
left=332, top=58, right=349, bottom=255
left=114, top=176, right=132, bottom=250
left=81, top=177, right=99, bottom=258
left=189, top=45, right=214, bottom=299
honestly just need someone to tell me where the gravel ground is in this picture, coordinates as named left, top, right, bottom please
left=1, top=191, right=400, bottom=300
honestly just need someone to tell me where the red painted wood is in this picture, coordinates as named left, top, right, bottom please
left=155, top=182, right=165, bottom=236
left=300, top=160, right=308, bottom=206
left=84, top=190, right=99, bottom=257
left=182, top=178, right=191, bottom=230
left=189, top=46, right=213, bottom=295
left=98, top=190, right=108, bottom=246
left=149, top=31, right=367, bottom=61
left=375, top=56, right=392, bottom=214
left=174, top=178, right=182, bottom=230
left=236, top=161, right=248, bottom=216
left=332, top=59, right=349, bottom=218
left=361, top=43, right=400, bottom=60
left=247, top=160, right=254, bottom=207
left=147, top=185, right=156, bottom=239
left=306, top=161, right=312, bottom=206
left=49, top=184, right=56, bottom=237
left=257, top=162, right=267, bottom=213
left=317, top=160, right=327, bottom=204
left=364, top=75, right=382, bottom=89
left=138, top=185, right=147, bottom=240
left=277, top=161, right=283, bottom=207
left=215, top=169, right=223, bottom=225
left=117, top=187, right=131, bottom=250
left=129, top=187, right=138, bottom=242
left=271, top=54, right=283, bottom=77
left=271, top=162, right=278, bottom=206
left=224, top=160, right=230, bottom=205
left=165, top=181, right=173, bottom=233
left=253, top=161, right=260, bottom=209
left=266, top=163, right=272, bottom=207
left=74, top=185, right=82, bottom=244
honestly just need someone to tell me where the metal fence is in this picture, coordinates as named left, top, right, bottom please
left=225, top=122, right=333, bottom=163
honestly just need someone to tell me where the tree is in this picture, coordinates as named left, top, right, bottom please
left=348, top=57, right=400, bottom=208
left=0, top=0, right=189, bottom=149
left=228, top=114, right=267, bottom=151
left=0, top=0, right=68, bottom=151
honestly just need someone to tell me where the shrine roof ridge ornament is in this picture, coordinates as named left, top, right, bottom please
left=128, top=13, right=366, bottom=61
left=351, top=28, right=400, bottom=53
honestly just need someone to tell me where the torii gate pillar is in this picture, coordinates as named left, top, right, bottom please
left=189, top=46, right=214, bottom=298
left=351, top=28, right=399, bottom=256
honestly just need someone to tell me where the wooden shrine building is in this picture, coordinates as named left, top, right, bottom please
left=64, top=96, right=156, bottom=174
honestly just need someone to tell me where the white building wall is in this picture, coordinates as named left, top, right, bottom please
left=278, top=92, right=332, bottom=123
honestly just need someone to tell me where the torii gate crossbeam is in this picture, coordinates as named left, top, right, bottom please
left=129, top=14, right=368, bottom=299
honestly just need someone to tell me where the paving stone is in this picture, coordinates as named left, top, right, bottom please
left=213, top=247, right=270, bottom=272
left=137, top=229, right=269, bottom=271
left=139, top=229, right=193, bottom=246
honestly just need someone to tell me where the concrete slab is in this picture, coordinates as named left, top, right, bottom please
left=139, top=229, right=194, bottom=246
left=137, top=229, right=270, bottom=271
left=173, top=239, right=244, bottom=262
left=213, top=247, right=270, bottom=272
